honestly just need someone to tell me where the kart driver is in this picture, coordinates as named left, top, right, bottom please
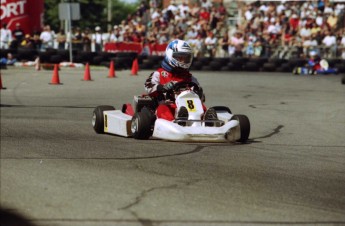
left=144, top=39, right=217, bottom=125
left=307, top=50, right=321, bottom=73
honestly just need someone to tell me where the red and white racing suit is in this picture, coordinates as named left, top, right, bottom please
left=144, top=68, right=206, bottom=121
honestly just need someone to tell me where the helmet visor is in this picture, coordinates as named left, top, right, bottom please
left=172, top=52, right=192, bottom=65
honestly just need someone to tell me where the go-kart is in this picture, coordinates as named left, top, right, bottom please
left=293, top=59, right=338, bottom=75
left=92, top=81, right=250, bottom=143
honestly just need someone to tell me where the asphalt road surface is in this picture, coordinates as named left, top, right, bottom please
left=1, top=67, right=345, bottom=226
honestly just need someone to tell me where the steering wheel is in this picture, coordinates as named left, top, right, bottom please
left=172, top=81, right=200, bottom=93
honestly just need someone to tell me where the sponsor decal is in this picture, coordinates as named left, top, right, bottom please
left=161, top=71, right=169, bottom=78
left=1, top=0, right=44, bottom=34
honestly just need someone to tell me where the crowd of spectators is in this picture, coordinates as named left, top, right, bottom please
left=1, top=0, right=345, bottom=60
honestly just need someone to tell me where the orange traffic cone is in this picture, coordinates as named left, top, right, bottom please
left=108, top=60, right=116, bottom=78
left=0, top=73, right=6, bottom=90
left=49, top=64, right=62, bottom=85
left=35, top=57, right=41, bottom=71
left=83, top=63, right=92, bottom=81
left=131, top=58, right=138, bottom=76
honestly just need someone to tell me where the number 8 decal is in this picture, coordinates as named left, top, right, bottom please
left=186, top=100, right=196, bottom=112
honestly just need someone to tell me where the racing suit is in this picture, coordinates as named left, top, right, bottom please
left=144, top=68, right=205, bottom=121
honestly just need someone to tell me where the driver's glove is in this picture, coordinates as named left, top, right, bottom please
left=158, top=81, right=176, bottom=93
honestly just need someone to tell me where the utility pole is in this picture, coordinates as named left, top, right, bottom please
left=107, top=0, right=112, bottom=31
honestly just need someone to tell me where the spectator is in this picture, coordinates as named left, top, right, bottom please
left=178, top=1, right=190, bottom=19
left=299, top=24, right=312, bottom=40
left=204, top=31, right=217, bottom=57
left=110, top=26, right=122, bottom=42
left=209, top=6, right=221, bottom=30
left=151, top=8, right=162, bottom=28
left=20, top=34, right=34, bottom=49
left=289, top=14, right=300, bottom=33
left=217, top=2, right=228, bottom=17
left=40, top=25, right=54, bottom=51
left=92, top=26, right=103, bottom=52
left=12, top=23, right=24, bottom=43
left=322, top=30, right=337, bottom=58
left=253, top=40, right=263, bottom=57
left=102, top=28, right=111, bottom=46
left=135, top=19, right=146, bottom=36
left=315, top=12, right=324, bottom=27
left=0, top=53, right=17, bottom=65
left=219, top=32, right=230, bottom=57
left=0, top=23, right=12, bottom=49
left=56, top=29, right=66, bottom=50
left=199, top=7, right=210, bottom=24
left=326, top=12, right=338, bottom=31
left=230, top=31, right=244, bottom=57
left=166, top=1, right=178, bottom=14
left=31, top=34, right=42, bottom=50
left=302, top=35, right=318, bottom=56
left=189, top=2, right=201, bottom=18
left=185, top=26, right=198, bottom=40
left=83, top=28, right=92, bottom=52
left=200, top=0, right=212, bottom=11
left=73, top=27, right=83, bottom=51
left=244, top=5, right=254, bottom=21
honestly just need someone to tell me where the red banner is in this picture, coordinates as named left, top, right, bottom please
left=104, top=42, right=143, bottom=54
left=147, top=43, right=167, bottom=56
left=1, top=0, right=44, bottom=34
left=104, top=42, right=168, bottom=56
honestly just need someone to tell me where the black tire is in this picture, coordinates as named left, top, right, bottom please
left=190, top=61, right=203, bottom=70
left=243, top=62, right=260, bottom=71
left=50, top=55, right=63, bottom=64
left=262, top=63, right=276, bottom=72
left=92, top=56, right=104, bottom=65
left=92, top=105, right=115, bottom=134
left=201, top=65, right=213, bottom=71
left=342, top=76, right=345, bottom=85
left=232, top=114, right=250, bottom=143
left=209, top=61, right=222, bottom=71
left=131, top=107, right=155, bottom=139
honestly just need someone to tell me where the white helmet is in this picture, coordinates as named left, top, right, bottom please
left=164, top=39, right=193, bottom=70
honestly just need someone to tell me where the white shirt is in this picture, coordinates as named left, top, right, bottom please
left=245, top=10, right=253, bottom=21
left=167, top=4, right=178, bottom=13
left=92, top=33, right=102, bottom=44
left=102, top=32, right=110, bottom=43
left=205, top=36, right=217, bottom=46
left=276, top=4, right=285, bottom=14
left=0, top=28, right=12, bottom=42
left=316, top=16, right=323, bottom=26
left=179, top=4, right=190, bottom=18
left=300, top=27, right=311, bottom=38
left=40, top=31, right=53, bottom=43
left=322, top=35, right=336, bottom=47
left=151, top=10, right=160, bottom=20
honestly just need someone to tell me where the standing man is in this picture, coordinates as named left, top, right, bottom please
left=92, top=26, right=103, bottom=52
left=0, top=23, right=12, bottom=49
left=12, top=23, right=25, bottom=44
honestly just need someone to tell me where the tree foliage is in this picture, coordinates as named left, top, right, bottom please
left=43, top=0, right=139, bottom=32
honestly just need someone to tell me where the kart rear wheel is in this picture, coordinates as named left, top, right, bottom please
left=92, top=105, right=115, bottom=134
left=232, top=114, right=250, bottom=143
left=131, top=109, right=154, bottom=140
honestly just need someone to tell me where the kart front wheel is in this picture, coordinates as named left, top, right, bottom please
left=131, top=111, right=153, bottom=140
left=92, top=105, right=115, bottom=134
left=232, top=114, right=250, bottom=143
